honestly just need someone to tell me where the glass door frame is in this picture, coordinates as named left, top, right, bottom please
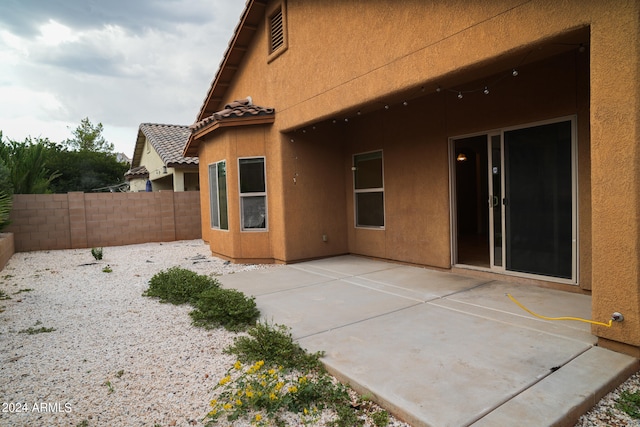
left=487, top=132, right=504, bottom=272
left=449, top=116, right=579, bottom=284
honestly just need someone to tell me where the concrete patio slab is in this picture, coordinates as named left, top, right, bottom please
left=257, top=279, right=422, bottom=338
left=471, top=346, right=639, bottom=427
left=290, top=254, right=399, bottom=278
left=217, top=256, right=639, bottom=427
left=216, top=266, right=330, bottom=295
left=343, top=266, right=489, bottom=302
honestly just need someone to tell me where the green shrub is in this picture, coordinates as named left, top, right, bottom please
left=189, top=287, right=260, bottom=332
left=616, top=389, right=640, bottom=419
left=91, top=247, right=103, bottom=260
left=143, top=267, right=219, bottom=305
left=371, top=409, right=390, bottom=427
left=225, top=322, right=325, bottom=372
left=0, top=191, right=12, bottom=232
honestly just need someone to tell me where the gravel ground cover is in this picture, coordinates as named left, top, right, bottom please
left=0, top=240, right=410, bottom=427
left=574, top=371, right=640, bottom=426
left=0, top=239, right=637, bottom=426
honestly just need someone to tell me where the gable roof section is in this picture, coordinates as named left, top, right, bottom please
left=184, top=98, right=275, bottom=157
left=194, top=0, right=266, bottom=122
left=131, top=123, right=198, bottom=168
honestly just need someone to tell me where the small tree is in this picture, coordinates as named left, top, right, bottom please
left=63, top=117, right=114, bottom=153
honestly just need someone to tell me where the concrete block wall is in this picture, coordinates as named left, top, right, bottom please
left=0, top=233, right=15, bottom=270
left=8, top=191, right=201, bottom=252
left=174, top=191, right=202, bottom=241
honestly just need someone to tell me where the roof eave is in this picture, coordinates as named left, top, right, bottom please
left=195, top=0, right=267, bottom=122
left=184, top=115, right=275, bottom=157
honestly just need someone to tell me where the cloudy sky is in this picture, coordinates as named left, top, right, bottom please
left=0, top=0, right=246, bottom=156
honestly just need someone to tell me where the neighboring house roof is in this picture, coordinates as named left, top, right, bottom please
left=130, top=123, right=198, bottom=168
left=116, top=152, right=132, bottom=164
left=124, top=165, right=149, bottom=180
left=185, top=98, right=275, bottom=157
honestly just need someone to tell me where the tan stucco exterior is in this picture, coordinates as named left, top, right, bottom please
left=189, top=1, right=640, bottom=353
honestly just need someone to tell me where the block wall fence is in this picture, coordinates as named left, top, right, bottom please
left=6, top=191, right=201, bottom=253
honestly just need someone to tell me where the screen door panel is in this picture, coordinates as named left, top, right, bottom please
left=504, top=121, right=573, bottom=279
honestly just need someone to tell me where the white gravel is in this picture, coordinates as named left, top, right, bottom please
left=574, top=371, right=640, bottom=427
left=0, top=240, right=411, bottom=427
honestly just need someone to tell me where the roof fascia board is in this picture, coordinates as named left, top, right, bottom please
left=192, top=115, right=275, bottom=141
left=195, top=0, right=267, bottom=121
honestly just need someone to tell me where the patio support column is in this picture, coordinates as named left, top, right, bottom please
left=589, top=1, right=640, bottom=355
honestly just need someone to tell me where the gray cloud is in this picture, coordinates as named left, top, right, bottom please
left=0, top=0, right=227, bottom=37
left=0, top=0, right=245, bottom=153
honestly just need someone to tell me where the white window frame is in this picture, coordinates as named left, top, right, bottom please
left=208, top=160, right=228, bottom=230
left=353, top=150, right=385, bottom=229
left=238, top=156, right=268, bottom=232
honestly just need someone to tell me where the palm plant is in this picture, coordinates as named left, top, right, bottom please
left=0, top=133, right=60, bottom=194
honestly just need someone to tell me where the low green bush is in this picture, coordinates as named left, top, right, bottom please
left=208, top=322, right=369, bottom=426
left=91, top=247, right=103, bottom=260
left=143, top=267, right=219, bottom=305
left=617, top=389, right=640, bottom=419
left=190, top=287, right=260, bottom=332
left=225, top=322, right=325, bottom=373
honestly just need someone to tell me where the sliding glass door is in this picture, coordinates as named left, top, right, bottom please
left=453, top=118, right=576, bottom=281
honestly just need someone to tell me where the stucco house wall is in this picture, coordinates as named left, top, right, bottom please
left=188, top=0, right=640, bottom=354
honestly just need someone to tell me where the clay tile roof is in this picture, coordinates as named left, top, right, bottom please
left=137, top=123, right=198, bottom=168
left=124, top=165, right=149, bottom=180
left=189, top=97, right=275, bottom=133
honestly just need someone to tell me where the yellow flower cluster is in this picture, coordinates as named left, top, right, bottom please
left=206, top=359, right=318, bottom=425
left=246, top=360, right=265, bottom=374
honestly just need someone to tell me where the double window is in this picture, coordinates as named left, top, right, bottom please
left=208, top=161, right=228, bottom=230
left=353, top=151, right=385, bottom=228
left=239, top=157, right=267, bottom=231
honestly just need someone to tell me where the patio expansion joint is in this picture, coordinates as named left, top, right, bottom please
left=428, top=297, right=595, bottom=346
left=289, top=263, right=399, bottom=280
left=468, top=346, right=593, bottom=426
left=292, top=301, right=425, bottom=341
left=230, top=276, right=340, bottom=298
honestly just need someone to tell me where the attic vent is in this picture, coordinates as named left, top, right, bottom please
left=269, top=7, right=284, bottom=53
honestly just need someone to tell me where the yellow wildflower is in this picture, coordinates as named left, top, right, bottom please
left=223, top=403, right=233, bottom=410
left=246, top=390, right=254, bottom=398
left=208, top=409, right=217, bottom=416
left=234, top=360, right=242, bottom=370
left=209, top=399, right=218, bottom=407
left=255, top=414, right=263, bottom=421
left=269, top=392, right=278, bottom=401
left=275, top=382, right=284, bottom=391
left=298, top=376, right=308, bottom=384
left=288, top=385, right=298, bottom=393
left=219, top=375, right=231, bottom=385
left=268, top=368, right=276, bottom=376
left=235, top=399, right=243, bottom=406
